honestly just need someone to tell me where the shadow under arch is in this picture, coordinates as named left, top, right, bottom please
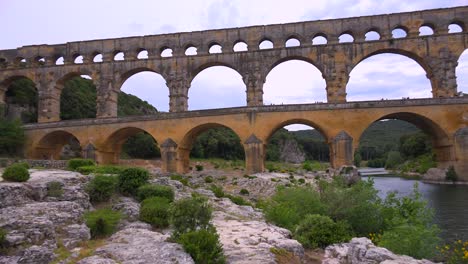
left=33, top=130, right=82, bottom=160
left=178, top=122, right=245, bottom=173
left=358, top=112, right=454, bottom=168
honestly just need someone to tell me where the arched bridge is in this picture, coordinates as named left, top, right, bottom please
left=0, top=6, right=467, bottom=177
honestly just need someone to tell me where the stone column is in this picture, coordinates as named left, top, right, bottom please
left=160, top=138, right=178, bottom=173
left=244, top=134, right=264, bottom=174
left=428, top=49, right=458, bottom=97
left=96, top=76, right=118, bottom=118
left=241, top=62, right=264, bottom=107
left=454, top=127, right=468, bottom=180
left=330, top=131, right=353, bottom=168
left=83, top=143, right=96, bottom=160
left=323, top=57, right=349, bottom=103
left=167, top=75, right=189, bottom=112
left=37, top=74, right=60, bottom=123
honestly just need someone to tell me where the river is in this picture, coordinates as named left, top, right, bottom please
left=363, top=176, right=468, bottom=243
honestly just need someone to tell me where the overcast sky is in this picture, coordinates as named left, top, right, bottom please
left=0, top=0, right=467, bottom=130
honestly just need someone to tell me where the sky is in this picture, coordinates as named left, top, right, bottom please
left=1, top=0, right=467, bottom=130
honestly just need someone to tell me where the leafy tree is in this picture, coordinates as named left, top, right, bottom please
left=60, top=77, right=97, bottom=120
left=385, top=151, right=403, bottom=169
left=354, top=152, right=362, bottom=167
left=190, top=127, right=244, bottom=160
left=399, top=132, right=431, bottom=158
left=0, top=118, right=25, bottom=156
left=4, top=78, right=38, bottom=123
left=118, top=92, right=157, bottom=116
left=122, top=132, right=160, bottom=159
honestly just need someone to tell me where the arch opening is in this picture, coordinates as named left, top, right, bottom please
left=56, top=56, right=64, bottom=65
left=137, top=50, right=148, bottom=59
left=392, top=27, right=407, bottom=38
left=456, top=49, right=468, bottom=96
left=347, top=53, right=431, bottom=101
left=264, top=59, right=326, bottom=105
left=189, top=65, right=245, bottom=110
left=185, top=46, right=197, bottom=56
left=339, top=33, right=354, bottom=43
left=365, top=31, right=380, bottom=41
left=120, top=70, right=168, bottom=113
left=285, top=38, right=300, bottom=47
left=74, top=55, right=83, bottom=64
left=449, top=23, right=463, bottom=33
left=312, top=35, right=327, bottom=45
left=209, top=44, right=222, bottom=54
left=3, top=76, right=38, bottom=123
left=233, top=41, right=248, bottom=52
left=114, top=52, right=124, bottom=61
left=36, top=131, right=82, bottom=160
left=60, top=76, right=97, bottom=120
left=93, top=53, right=103, bottom=63
left=259, top=39, right=274, bottom=49
left=161, top=48, right=173, bottom=57
left=419, top=25, right=434, bottom=36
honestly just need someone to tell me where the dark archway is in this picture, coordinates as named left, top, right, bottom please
left=35, top=131, right=82, bottom=160
left=3, top=77, right=38, bottom=123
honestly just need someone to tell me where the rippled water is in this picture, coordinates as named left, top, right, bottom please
left=363, top=176, right=468, bottom=243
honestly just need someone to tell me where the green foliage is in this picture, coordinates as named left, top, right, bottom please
left=67, top=158, right=96, bottom=171
left=47, top=181, right=64, bottom=197
left=137, top=184, right=174, bottom=202
left=367, top=158, right=386, bottom=168
left=170, top=174, right=189, bottom=186
left=0, top=118, right=25, bottom=155
left=85, top=175, right=118, bottom=203
left=226, top=194, right=251, bottom=206
left=122, top=132, right=160, bottom=159
left=445, top=166, right=458, bottom=182
left=117, top=92, right=157, bottom=117
left=60, top=77, right=97, bottom=120
left=195, top=165, right=204, bottom=171
left=204, top=176, right=213, bottom=183
left=76, top=165, right=97, bottom=175
left=2, top=163, right=30, bottom=182
left=399, top=132, right=431, bottom=158
left=438, top=239, right=468, bottom=264
left=170, top=195, right=212, bottom=239
left=15, top=162, right=29, bottom=169
left=177, top=228, right=225, bottom=264
left=84, top=209, right=121, bottom=238
left=294, top=214, right=353, bottom=249
left=302, top=161, right=312, bottom=171
left=385, top=151, right=403, bottom=169
left=210, top=185, right=225, bottom=198
left=139, top=197, right=171, bottom=228
left=239, top=188, right=249, bottom=196
left=0, top=227, right=7, bottom=249
left=5, top=78, right=38, bottom=123
left=190, top=127, right=244, bottom=160
left=353, top=152, right=362, bottom=167
left=117, top=167, right=149, bottom=196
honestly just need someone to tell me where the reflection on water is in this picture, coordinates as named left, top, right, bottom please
left=364, top=176, right=468, bottom=243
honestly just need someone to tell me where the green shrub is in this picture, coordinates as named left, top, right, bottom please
left=303, top=161, right=313, bottom=171
left=94, top=165, right=125, bottom=175
left=0, top=227, right=7, bottom=249
left=239, top=189, right=249, bottom=196
left=178, top=228, right=225, bottom=264
left=86, top=175, right=118, bottom=203
left=118, top=167, right=149, bottom=196
left=385, top=151, right=403, bottom=169
left=226, top=195, right=251, bottom=206
left=170, top=195, right=212, bottom=239
left=298, top=178, right=305, bottom=184
left=210, top=185, right=225, bottom=198
left=137, top=184, right=174, bottom=202
left=67, top=158, right=95, bottom=171
left=15, top=162, right=29, bottom=169
left=195, top=165, right=203, bottom=171
left=47, top=181, right=64, bottom=197
left=2, top=163, right=30, bottom=182
left=84, top=209, right=121, bottom=238
left=294, top=214, right=353, bottom=249
left=445, top=166, right=458, bottom=182
left=171, top=174, right=189, bottom=186
left=76, top=165, right=96, bottom=175
left=140, top=197, right=171, bottom=228
left=204, top=176, right=214, bottom=183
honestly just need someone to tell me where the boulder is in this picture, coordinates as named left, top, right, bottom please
left=422, top=168, right=447, bottom=182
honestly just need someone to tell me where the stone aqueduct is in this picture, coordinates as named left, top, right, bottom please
left=0, top=6, right=467, bottom=178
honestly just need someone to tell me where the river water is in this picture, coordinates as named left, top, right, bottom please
left=363, top=176, right=468, bottom=243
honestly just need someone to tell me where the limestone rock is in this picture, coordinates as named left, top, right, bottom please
left=77, top=256, right=118, bottom=264
left=17, top=244, right=55, bottom=264
left=423, top=168, right=447, bottom=182
left=323, top=237, right=440, bottom=264
left=112, top=196, right=140, bottom=221
left=279, top=138, right=305, bottom=164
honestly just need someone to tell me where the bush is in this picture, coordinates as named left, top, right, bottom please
left=239, top=189, right=249, bottom=196
left=47, top=181, right=64, bottom=197
left=210, top=185, right=225, bottom=198
left=302, top=161, right=313, bottom=171
left=2, top=163, right=30, bottom=182
left=76, top=165, right=96, bottom=175
left=178, top=228, right=225, bottom=264
left=354, top=153, right=362, bottom=167
left=67, top=158, right=95, bottom=171
left=84, top=209, right=121, bottom=238
left=0, top=118, right=25, bottom=156
left=86, top=175, right=118, bottom=203
left=385, top=151, right=402, bottom=169
left=170, top=195, right=212, bottom=238
left=0, top=227, right=7, bottom=249
left=298, top=178, right=305, bottom=184
left=137, top=184, right=174, bottom=202
left=445, top=166, right=458, bottom=182
left=294, top=214, right=353, bottom=249
left=118, top=167, right=149, bottom=196
left=94, top=165, right=125, bottom=175
left=226, top=194, right=251, bottom=206
left=195, top=165, right=204, bottom=171
left=170, top=174, right=189, bottom=186
left=204, top=176, right=213, bottom=183
left=15, top=162, right=29, bottom=169
left=140, top=197, right=171, bottom=228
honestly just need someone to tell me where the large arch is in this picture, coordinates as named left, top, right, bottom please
left=347, top=52, right=432, bottom=101
left=56, top=71, right=97, bottom=120
left=356, top=112, right=454, bottom=170
left=189, top=65, right=245, bottom=110
left=60, top=76, right=97, bottom=120
left=178, top=123, right=245, bottom=173
left=456, top=49, right=468, bottom=95
left=1, top=76, right=38, bottom=123
left=33, top=130, right=82, bottom=160
left=119, top=68, right=169, bottom=113
left=264, top=58, right=326, bottom=104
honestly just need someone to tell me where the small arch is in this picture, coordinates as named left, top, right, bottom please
left=160, top=47, right=173, bottom=57
left=419, top=25, right=434, bottom=36
left=74, top=54, right=83, bottom=64
left=285, top=37, right=301, bottom=47
left=209, top=43, right=222, bottom=54
left=35, top=56, right=46, bottom=66
left=312, top=34, right=327, bottom=45
left=233, top=41, right=248, bottom=52
left=55, top=56, right=65, bottom=65
left=259, top=39, right=274, bottom=49
left=365, top=30, right=380, bottom=41
left=185, top=46, right=197, bottom=56
left=15, top=57, right=27, bottom=67
left=137, top=49, right=148, bottom=59
left=35, top=130, right=82, bottom=160
left=114, top=51, right=124, bottom=61
left=339, top=32, right=354, bottom=43
left=104, top=127, right=160, bottom=162
left=448, top=22, right=464, bottom=33
left=93, top=53, right=103, bottom=63
left=266, top=119, right=328, bottom=145
left=392, top=26, right=408, bottom=38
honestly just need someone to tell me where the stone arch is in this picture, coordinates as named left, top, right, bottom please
left=178, top=122, right=245, bottom=173
left=356, top=111, right=454, bottom=169
left=118, top=67, right=167, bottom=89
left=267, top=56, right=324, bottom=77
left=1, top=75, right=39, bottom=123
left=190, top=61, right=241, bottom=83
left=33, top=130, right=82, bottom=160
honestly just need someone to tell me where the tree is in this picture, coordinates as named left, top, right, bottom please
left=399, top=133, right=431, bottom=158
left=60, top=77, right=97, bottom=120
left=354, top=152, right=362, bottom=167
left=0, top=118, right=25, bottom=156
left=385, top=151, right=402, bottom=169
left=122, top=132, right=160, bottom=159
